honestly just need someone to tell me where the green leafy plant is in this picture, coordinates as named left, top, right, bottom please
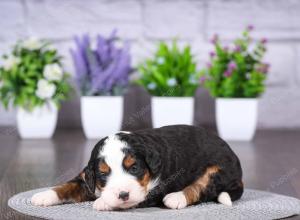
left=200, top=25, right=269, bottom=98
left=136, top=41, right=199, bottom=97
left=0, top=38, right=72, bottom=111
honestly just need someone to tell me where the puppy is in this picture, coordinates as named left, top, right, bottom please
left=31, top=125, right=243, bottom=210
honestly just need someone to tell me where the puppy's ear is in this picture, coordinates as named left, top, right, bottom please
left=81, top=136, right=107, bottom=194
left=145, top=148, right=161, bottom=175
left=83, top=164, right=95, bottom=194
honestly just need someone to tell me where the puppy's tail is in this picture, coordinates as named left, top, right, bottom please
left=217, top=192, right=232, bottom=206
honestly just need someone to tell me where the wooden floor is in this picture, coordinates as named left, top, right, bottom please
left=0, top=128, right=300, bottom=219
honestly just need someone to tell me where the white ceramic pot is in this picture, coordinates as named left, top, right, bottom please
left=151, top=97, right=194, bottom=128
left=81, top=96, right=123, bottom=139
left=17, top=102, right=58, bottom=139
left=216, top=98, right=258, bottom=141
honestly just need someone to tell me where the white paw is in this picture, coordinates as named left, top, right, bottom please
left=163, top=191, right=187, bottom=209
left=217, top=192, right=232, bottom=206
left=31, top=190, right=61, bottom=207
left=93, top=197, right=113, bottom=211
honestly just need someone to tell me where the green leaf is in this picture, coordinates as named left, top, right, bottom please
left=135, top=41, right=199, bottom=97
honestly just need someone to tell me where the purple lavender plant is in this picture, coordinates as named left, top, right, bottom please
left=70, top=30, right=132, bottom=96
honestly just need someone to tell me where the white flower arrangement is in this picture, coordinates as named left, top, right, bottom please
left=0, top=38, right=72, bottom=111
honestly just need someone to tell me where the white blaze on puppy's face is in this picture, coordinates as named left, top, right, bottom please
left=97, top=135, right=148, bottom=209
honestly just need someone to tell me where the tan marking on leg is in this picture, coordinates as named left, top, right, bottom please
left=183, top=165, right=220, bottom=205
left=54, top=182, right=85, bottom=202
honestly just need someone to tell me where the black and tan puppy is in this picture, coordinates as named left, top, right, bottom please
left=31, top=125, right=243, bottom=210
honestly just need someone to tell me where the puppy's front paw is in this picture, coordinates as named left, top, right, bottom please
left=31, top=190, right=61, bottom=207
left=93, top=197, right=113, bottom=211
left=163, top=191, right=187, bottom=209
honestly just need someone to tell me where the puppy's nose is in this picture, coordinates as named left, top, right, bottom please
left=118, top=191, right=129, bottom=201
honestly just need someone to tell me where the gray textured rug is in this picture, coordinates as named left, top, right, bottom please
left=8, top=188, right=300, bottom=220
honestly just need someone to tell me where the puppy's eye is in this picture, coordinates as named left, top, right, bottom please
left=129, top=164, right=138, bottom=174
left=96, top=172, right=108, bottom=178
left=100, top=171, right=108, bottom=176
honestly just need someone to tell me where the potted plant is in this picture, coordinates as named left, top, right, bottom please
left=200, top=26, right=268, bottom=141
left=70, top=31, right=131, bottom=139
left=0, top=38, right=71, bottom=139
left=136, top=41, right=199, bottom=128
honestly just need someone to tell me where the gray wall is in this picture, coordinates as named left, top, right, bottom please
left=0, top=0, right=300, bottom=129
